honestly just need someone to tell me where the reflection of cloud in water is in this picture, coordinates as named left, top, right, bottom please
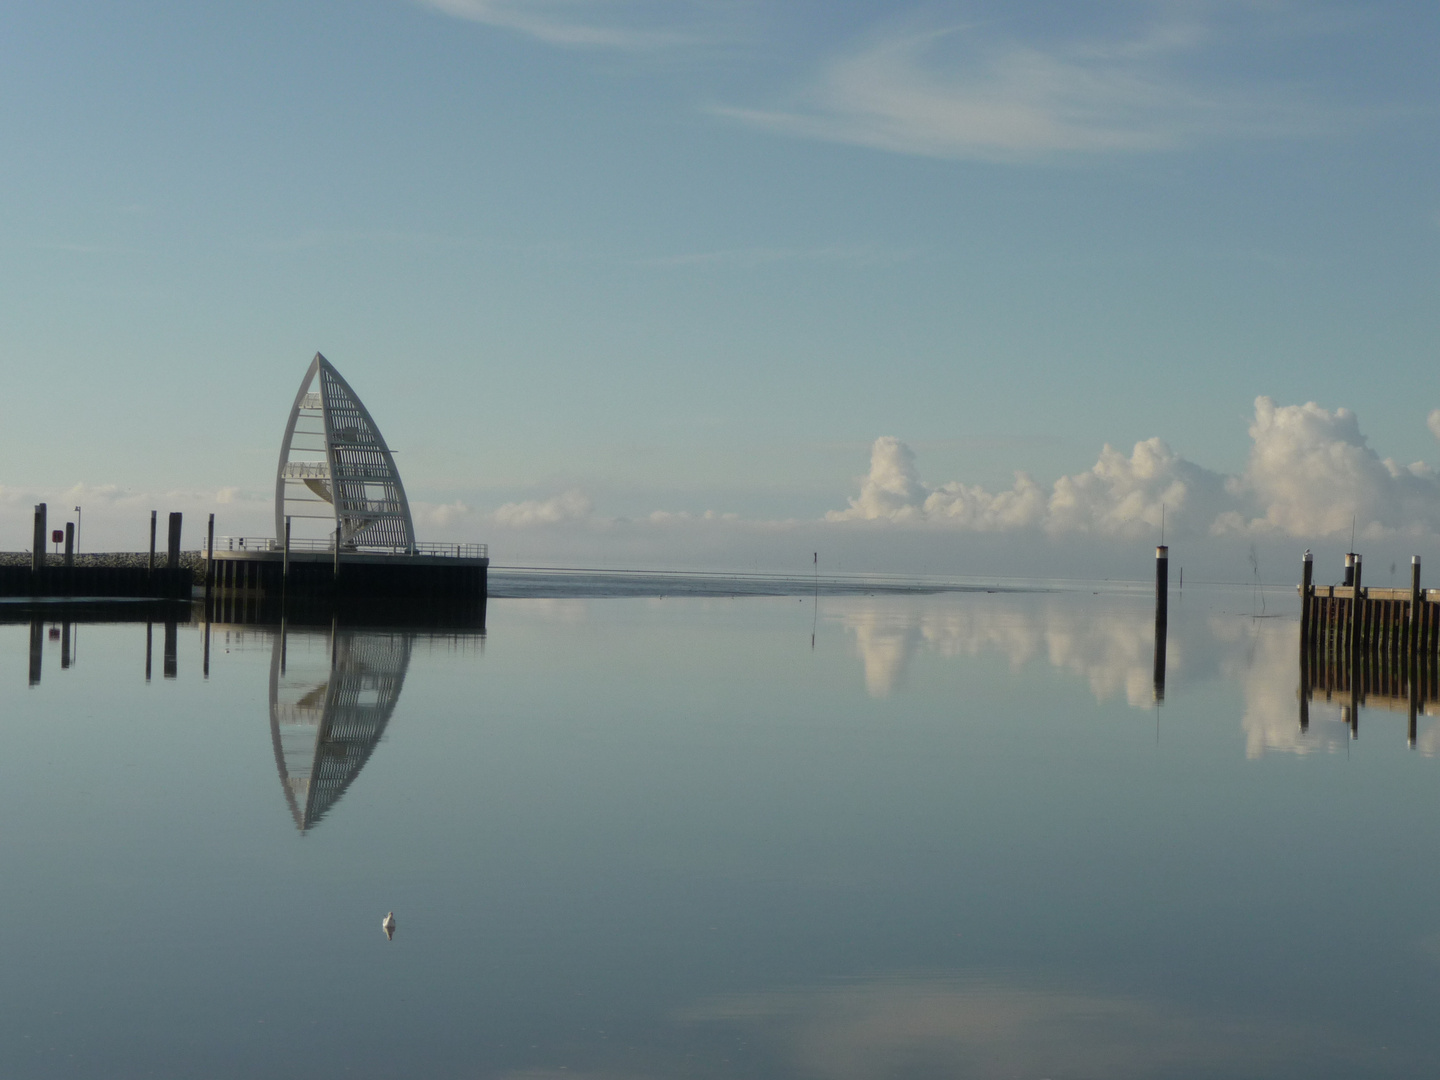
left=1216, top=614, right=1440, bottom=758
left=1211, top=616, right=1344, bottom=758
left=685, top=976, right=1340, bottom=1080
left=840, top=597, right=1176, bottom=707
left=495, top=598, right=592, bottom=624
left=1412, top=716, right=1440, bottom=756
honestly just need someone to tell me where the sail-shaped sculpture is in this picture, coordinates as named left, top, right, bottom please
left=268, top=629, right=414, bottom=832
left=275, top=353, right=416, bottom=552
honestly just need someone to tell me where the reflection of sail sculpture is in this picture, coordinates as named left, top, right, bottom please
left=268, top=631, right=413, bottom=831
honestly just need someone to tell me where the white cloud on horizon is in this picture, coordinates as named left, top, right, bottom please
left=493, top=488, right=595, bottom=527
left=830, top=397, right=1440, bottom=542
left=716, top=16, right=1335, bottom=161
left=8, top=398, right=1440, bottom=563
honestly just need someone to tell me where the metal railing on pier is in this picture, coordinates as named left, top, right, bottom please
left=206, top=536, right=487, bottom=559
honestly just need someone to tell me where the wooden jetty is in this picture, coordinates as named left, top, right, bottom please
left=1298, top=551, right=1438, bottom=743
left=0, top=503, right=192, bottom=600
left=6, top=353, right=489, bottom=611
left=1298, top=552, right=1435, bottom=661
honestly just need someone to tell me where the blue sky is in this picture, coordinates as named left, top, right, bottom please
left=2, top=1, right=1438, bottom=573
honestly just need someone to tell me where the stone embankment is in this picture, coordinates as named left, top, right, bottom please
left=0, top=552, right=207, bottom=584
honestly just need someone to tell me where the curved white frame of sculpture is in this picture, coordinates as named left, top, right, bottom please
left=274, top=353, right=416, bottom=552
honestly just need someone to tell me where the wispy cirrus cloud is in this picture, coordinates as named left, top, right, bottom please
left=415, top=0, right=696, bottom=50
left=629, top=243, right=915, bottom=269
left=716, top=17, right=1334, bottom=161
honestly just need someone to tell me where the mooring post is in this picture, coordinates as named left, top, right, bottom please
left=167, top=512, right=182, bottom=574
left=1153, top=545, right=1168, bottom=701
left=1300, top=550, right=1313, bottom=644
left=1409, top=556, right=1422, bottom=658
left=283, top=515, right=292, bottom=586
left=63, top=522, right=74, bottom=569
left=1344, top=553, right=1355, bottom=587
left=1298, top=551, right=1313, bottom=733
left=1351, top=553, right=1364, bottom=697
left=31, top=503, right=46, bottom=575
left=206, top=513, right=215, bottom=601
left=148, top=510, right=157, bottom=575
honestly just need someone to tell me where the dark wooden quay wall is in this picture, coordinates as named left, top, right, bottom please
left=1298, top=555, right=1440, bottom=742
left=207, top=550, right=487, bottom=602
left=0, top=564, right=192, bottom=600
left=1300, top=584, right=1440, bottom=661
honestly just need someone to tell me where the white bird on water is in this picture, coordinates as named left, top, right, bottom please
left=382, top=912, right=396, bottom=940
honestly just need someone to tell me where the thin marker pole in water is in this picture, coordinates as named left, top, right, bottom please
left=811, top=551, right=818, bottom=650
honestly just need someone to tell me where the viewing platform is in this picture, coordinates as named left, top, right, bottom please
left=206, top=352, right=488, bottom=610
left=3, top=352, right=489, bottom=613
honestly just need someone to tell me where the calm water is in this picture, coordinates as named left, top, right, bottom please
left=3, top=581, right=1438, bottom=1079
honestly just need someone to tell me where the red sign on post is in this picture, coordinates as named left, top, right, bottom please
left=51, top=530, right=63, bottom=544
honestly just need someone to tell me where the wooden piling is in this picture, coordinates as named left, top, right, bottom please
left=148, top=510, right=157, bottom=575
left=1351, top=554, right=1364, bottom=683
left=1153, top=545, right=1168, bottom=701
left=63, top=522, right=74, bottom=568
left=31, top=504, right=46, bottom=574
left=166, top=512, right=182, bottom=571
left=206, top=514, right=215, bottom=599
left=1300, top=551, right=1313, bottom=643
left=1409, top=557, right=1422, bottom=657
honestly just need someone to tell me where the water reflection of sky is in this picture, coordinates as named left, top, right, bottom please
left=3, top=586, right=1440, bottom=1078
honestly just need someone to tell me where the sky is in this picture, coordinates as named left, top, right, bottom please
left=1, top=0, right=1438, bottom=578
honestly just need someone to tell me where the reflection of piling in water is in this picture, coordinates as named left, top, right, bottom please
left=1153, top=545, right=1168, bottom=702
left=28, top=617, right=42, bottom=686
left=163, top=619, right=178, bottom=679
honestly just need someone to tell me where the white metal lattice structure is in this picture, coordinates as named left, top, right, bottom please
left=275, top=353, right=416, bottom=552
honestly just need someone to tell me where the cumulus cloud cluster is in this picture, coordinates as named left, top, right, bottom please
left=831, top=396, right=1440, bottom=541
